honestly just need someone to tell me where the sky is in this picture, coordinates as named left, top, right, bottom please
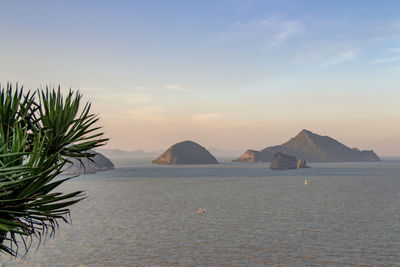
left=1, top=0, right=399, bottom=156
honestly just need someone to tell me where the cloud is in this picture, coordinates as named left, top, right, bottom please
left=294, top=42, right=358, bottom=67
left=129, top=105, right=167, bottom=121
left=218, top=17, right=304, bottom=46
left=368, top=56, right=400, bottom=64
left=131, top=86, right=148, bottom=91
left=164, top=84, right=197, bottom=92
left=78, top=86, right=109, bottom=92
left=271, top=21, right=303, bottom=45
left=382, top=66, right=400, bottom=72
left=318, top=50, right=357, bottom=68
left=95, top=92, right=150, bottom=104
left=388, top=46, right=400, bottom=53
left=375, top=20, right=400, bottom=32
left=192, top=113, right=221, bottom=121
left=391, top=21, right=400, bottom=30
left=165, top=84, right=183, bottom=90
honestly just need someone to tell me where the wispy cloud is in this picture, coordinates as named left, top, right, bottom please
left=319, top=50, right=357, bottom=68
left=192, top=113, right=221, bottom=121
left=164, top=84, right=197, bottom=93
left=295, top=40, right=359, bottom=67
left=79, top=86, right=108, bottom=92
left=165, top=84, right=183, bottom=90
left=388, top=46, right=400, bottom=53
left=95, top=92, right=151, bottom=104
left=272, top=21, right=303, bottom=45
left=129, top=105, right=167, bottom=121
left=382, top=66, right=400, bottom=72
left=369, top=56, right=400, bottom=64
left=391, top=21, right=400, bottom=30
left=218, top=17, right=304, bottom=47
left=131, top=86, right=148, bottom=91
left=369, top=20, right=400, bottom=45
left=375, top=20, right=400, bottom=32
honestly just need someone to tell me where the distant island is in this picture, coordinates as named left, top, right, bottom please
left=152, top=140, right=218, bottom=165
left=63, top=150, right=115, bottom=175
left=234, top=129, right=380, bottom=163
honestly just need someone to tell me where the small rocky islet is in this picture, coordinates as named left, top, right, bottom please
left=152, top=140, right=218, bottom=165
left=269, top=152, right=310, bottom=170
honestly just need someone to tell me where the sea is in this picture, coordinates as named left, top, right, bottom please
left=2, top=159, right=400, bottom=266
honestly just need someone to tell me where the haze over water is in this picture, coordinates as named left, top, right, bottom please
left=4, top=161, right=400, bottom=266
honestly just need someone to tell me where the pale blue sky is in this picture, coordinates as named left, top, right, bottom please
left=1, top=1, right=399, bottom=155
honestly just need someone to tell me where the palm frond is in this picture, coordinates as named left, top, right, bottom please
left=0, top=84, right=107, bottom=257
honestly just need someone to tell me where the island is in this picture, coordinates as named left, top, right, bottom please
left=152, top=140, right=218, bottom=165
left=269, top=152, right=310, bottom=170
left=62, top=150, right=115, bottom=175
left=234, top=129, right=380, bottom=163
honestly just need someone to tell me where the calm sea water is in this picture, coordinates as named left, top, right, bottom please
left=3, top=162, right=400, bottom=266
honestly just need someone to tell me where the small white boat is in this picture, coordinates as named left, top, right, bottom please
left=304, top=179, right=308, bottom=185
left=197, top=208, right=205, bottom=214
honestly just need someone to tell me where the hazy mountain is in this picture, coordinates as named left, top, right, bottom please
left=234, top=129, right=380, bottom=163
left=153, top=140, right=218, bottom=165
left=95, top=148, right=162, bottom=157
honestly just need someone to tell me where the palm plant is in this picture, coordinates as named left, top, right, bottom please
left=0, top=83, right=107, bottom=257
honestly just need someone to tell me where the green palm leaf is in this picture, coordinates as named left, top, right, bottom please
left=0, top=84, right=107, bottom=257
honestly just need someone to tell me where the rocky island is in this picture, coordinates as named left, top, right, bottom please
left=62, top=150, right=115, bottom=175
left=269, top=152, right=309, bottom=170
left=152, top=140, right=218, bottom=165
left=234, top=129, right=380, bottom=163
